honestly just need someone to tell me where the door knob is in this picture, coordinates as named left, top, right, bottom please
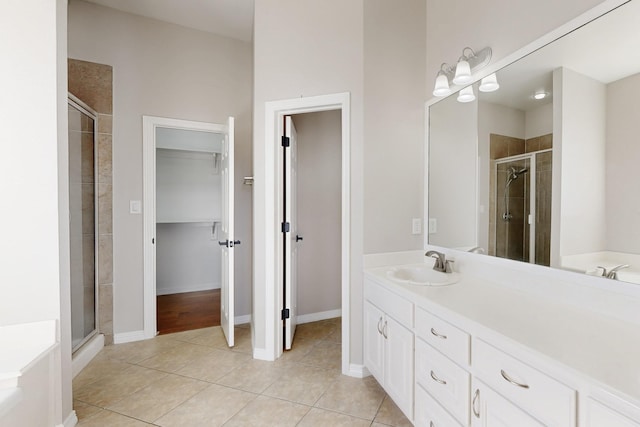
left=296, top=235, right=303, bottom=242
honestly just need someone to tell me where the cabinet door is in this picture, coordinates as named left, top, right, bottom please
left=364, top=301, right=385, bottom=385
left=587, top=398, right=640, bottom=427
left=385, top=315, right=414, bottom=420
left=471, top=379, right=544, bottom=427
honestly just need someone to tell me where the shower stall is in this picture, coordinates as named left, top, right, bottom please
left=494, top=150, right=552, bottom=266
left=68, top=95, right=98, bottom=352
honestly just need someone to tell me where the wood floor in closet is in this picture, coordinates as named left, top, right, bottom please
left=156, top=289, right=221, bottom=335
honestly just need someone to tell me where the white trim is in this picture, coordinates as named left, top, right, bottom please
left=114, top=330, right=147, bottom=344
left=348, top=364, right=370, bottom=378
left=143, top=115, right=229, bottom=340
left=156, top=282, right=220, bottom=296
left=261, top=92, right=351, bottom=375
left=296, top=309, right=342, bottom=325
left=71, top=334, right=104, bottom=378
left=59, top=411, right=78, bottom=427
left=252, top=347, right=274, bottom=361
left=235, top=314, right=251, bottom=325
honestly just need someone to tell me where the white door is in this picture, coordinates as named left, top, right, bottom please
left=220, top=116, right=236, bottom=347
left=284, top=116, right=299, bottom=350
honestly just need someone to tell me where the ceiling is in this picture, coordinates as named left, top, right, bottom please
left=84, top=0, right=255, bottom=42
left=477, top=0, right=640, bottom=111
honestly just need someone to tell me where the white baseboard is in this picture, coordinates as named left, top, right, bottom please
left=114, top=330, right=147, bottom=344
left=296, top=308, right=341, bottom=324
left=156, top=282, right=220, bottom=296
left=58, top=410, right=78, bottom=427
left=72, top=334, right=104, bottom=378
left=235, top=314, right=251, bottom=325
left=348, top=364, right=370, bottom=378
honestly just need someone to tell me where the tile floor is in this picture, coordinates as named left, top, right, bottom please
left=73, top=318, right=412, bottom=426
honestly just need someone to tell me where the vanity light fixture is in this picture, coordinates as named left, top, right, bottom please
left=432, top=46, right=493, bottom=97
left=457, top=86, right=476, bottom=103
left=479, top=73, right=500, bottom=92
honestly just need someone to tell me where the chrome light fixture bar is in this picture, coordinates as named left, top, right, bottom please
left=432, top=46, right=493, bottom=97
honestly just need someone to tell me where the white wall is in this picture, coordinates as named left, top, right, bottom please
left=253, top=0, right=365, bottom=360
left=525, top=102, right=553, bottom=139
left=363, top=0, right=426, bottom=253
left=477, top=101, right=526, bottom=251
left=429, top=95, right=478, bottom=249
left=293, top=111, right=342, bottom=317
left=68, top=0, right=253, bottom=335
left=555, top=68, right=607, bottom=259
left=605, top=72, right=640, bottom=253
left=0, top=0, right=71, bottom=423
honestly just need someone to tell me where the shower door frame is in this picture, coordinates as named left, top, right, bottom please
left=494, top=152, right=539, bottom=264
left=68, top=93, right=100, bottom=353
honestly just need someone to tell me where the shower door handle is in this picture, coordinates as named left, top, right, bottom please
left=219, top=239, right=241, bottom=247
left=296, top=235, right=303, bottom=242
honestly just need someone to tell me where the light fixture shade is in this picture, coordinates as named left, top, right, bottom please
left=433, top=74, right=451, bottom=97
left=479, top=73, right=500, bottom=92
left=452, top=59, right=472, bottom=85
left=457, top=86, right=476, bottom=103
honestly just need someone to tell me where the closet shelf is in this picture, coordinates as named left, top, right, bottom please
left=156, top=218, right=221, bottom=224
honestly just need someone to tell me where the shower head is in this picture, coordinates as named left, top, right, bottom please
left=508, top=166, right=529, bottom=179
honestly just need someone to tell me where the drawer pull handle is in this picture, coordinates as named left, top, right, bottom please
left=430, top=370, right=447, bottom=385
left=472, top=389, right=480, bottom=418
left=430, top=328, right=447, bottom=339
left=377, top=317, right=383, bottom=334
left=382, top=321, right=388, bottom=339
left=501, top=369, right=530, bottom=389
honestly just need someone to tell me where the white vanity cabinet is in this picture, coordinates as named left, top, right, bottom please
left=471, top=379, right=544, bottom=427
left=364, top=279, right=414, bottom=420
left=585, top=398, right=640, bottom=427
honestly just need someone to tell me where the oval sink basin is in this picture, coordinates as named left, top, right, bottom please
left=387, top=265, right=459, bottom=286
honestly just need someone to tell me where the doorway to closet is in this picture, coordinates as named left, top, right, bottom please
left=143, top=116, right=238, bottom=346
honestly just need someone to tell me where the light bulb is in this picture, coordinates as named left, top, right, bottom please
left=452, top=59, right=472, bottom=85
left=534, top=92, right=547, bottom=100
left=457, top=86, right=476, bottom=103
left=479, top=73, right=499, bottom=92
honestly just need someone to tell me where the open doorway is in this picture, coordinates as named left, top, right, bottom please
left=259, top=92, right=351, bottom=374
left=282, top=112, right=343, bottom=350
left=142, top=116, right=238, bottom=345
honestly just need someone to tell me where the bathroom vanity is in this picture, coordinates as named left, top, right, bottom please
left=364, top=252, right=640, bottom=427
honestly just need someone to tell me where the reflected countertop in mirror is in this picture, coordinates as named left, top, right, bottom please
left=427, top=0, right=640, bottom=285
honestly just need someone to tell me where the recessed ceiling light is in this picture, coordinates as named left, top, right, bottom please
left=534, top=92, right=548, bottom=100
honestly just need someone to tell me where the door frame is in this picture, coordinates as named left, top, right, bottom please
left=142, top=115, right=229, bottom=340
left=260, top=93, right=351, bottom=374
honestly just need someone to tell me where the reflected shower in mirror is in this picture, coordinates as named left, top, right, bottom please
left=428, top=0, right=640, bottom=285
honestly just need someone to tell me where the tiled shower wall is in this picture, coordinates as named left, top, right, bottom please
left=488, top=133, right=552, bottom=265
left=68, top=59, right=114, bottom=345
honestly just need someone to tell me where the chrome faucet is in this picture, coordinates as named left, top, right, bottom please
left=597, top=264, right=630, bottom=280
left=425, top=250, right=453, bottom=273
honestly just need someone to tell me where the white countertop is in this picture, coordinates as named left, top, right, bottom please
left=365, top=264, right=640, bottom=405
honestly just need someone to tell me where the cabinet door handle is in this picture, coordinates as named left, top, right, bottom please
left=430, top=328, right=447, bottom=339
left=500, top=369, right=530, bottom=389
left=430, top=370, right=447, bottom=385
left=382, top=321, right=388, bottom=339
left=472, top=388, right=480, bottom=418
left=377, top=317, right=383, bottom=334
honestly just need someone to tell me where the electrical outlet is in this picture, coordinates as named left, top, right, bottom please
left=412, top=218, right=422, bottom=235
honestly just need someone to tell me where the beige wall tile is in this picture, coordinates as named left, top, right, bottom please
left=98, top=114, right=112, bottom=134
left=97, top=134, right=112, bottom=184
left=98, top=234, right=113, bottom=284
left=98, top=183, right=112, bottom=234
left=68, top=59, right=113, bottom=114
left=99, top=284, right=113, bottom=335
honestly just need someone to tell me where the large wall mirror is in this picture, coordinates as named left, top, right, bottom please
left=428, top=0, right=640, bottom=285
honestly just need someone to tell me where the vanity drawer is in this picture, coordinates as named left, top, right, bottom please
left=415, top=306, right=470, bottom=367
left=473, top=339, right=576, bottom=426
left=416, top=338, right=470, bottom=425
left=415, top=384, right=463, bottom=427
left=364, top=279, right=413, bottom=328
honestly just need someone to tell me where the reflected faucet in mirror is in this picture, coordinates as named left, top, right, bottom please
left=468, top=246, right=485, bottom=254
left=596, top=264, right=630, bottom=280
left=425, top=250, right=454, bottom=273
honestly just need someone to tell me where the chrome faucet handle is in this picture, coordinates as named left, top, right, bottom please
left=607, top=264, right=630, bottom=280
left=425, top=250, right=446, bottom=272
left=596, top=266, right=608, bottom=277
left=444, top=259, right=454, bottom=273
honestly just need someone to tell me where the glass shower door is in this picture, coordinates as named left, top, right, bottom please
left=68, top=98, right=98, bottom=352
left=495, top=158, right=531, bottom=262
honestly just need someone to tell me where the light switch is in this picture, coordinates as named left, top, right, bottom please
left=130, top=200, right=142, bottom=214
left=428, top=218, right=437, bottom=234
left=412, top=218, right=422, bottom=235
